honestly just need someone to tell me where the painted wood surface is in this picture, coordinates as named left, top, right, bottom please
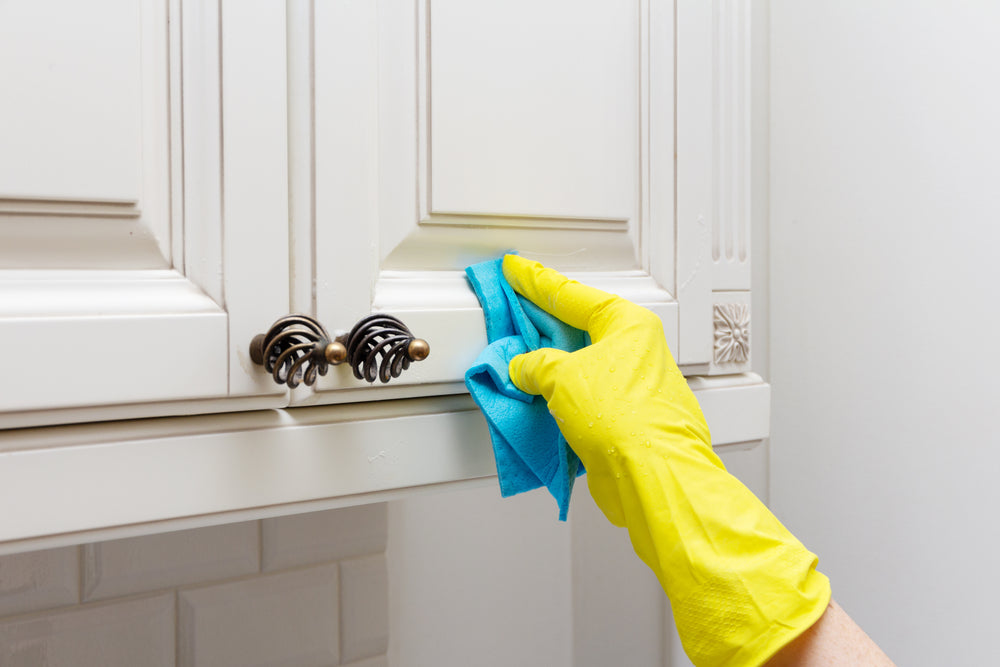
left=1, top=0, right=751, bottom=421
left=0, top=375, right=768, bottom=555
left=0, top=3, right=764, bottom=598
left=0, top=0, right=288, bottom=425
left=302, top=0, right=682, bottom=405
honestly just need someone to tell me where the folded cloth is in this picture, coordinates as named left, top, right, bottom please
left=464, top=257, right=588, bottom=520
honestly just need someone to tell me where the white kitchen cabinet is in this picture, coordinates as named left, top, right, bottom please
left=290, top=0, right=755, bottom=407
left=0, top=0, right=290, bottom=428
left=0, top=0, right=761, bottom=565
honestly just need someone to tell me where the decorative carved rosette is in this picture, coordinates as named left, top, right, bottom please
left=713, top=303, right=750, bottom=365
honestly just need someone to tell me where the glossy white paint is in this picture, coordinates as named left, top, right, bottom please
left=0, top=377, right=767, bottom=555
left=180, top=0, right=225, bottom=304
left=676, top=0, right=754, bottom=369
left=305, top=0, right=689, bottom=403
left=0, top=401, right=492, bottom=550
left=0, top=0, right=142, bottom=202
left=711, top=0, right=752, bottom=292
left=312, top=0, right=379, bottom=331
left=0, top=0, right=756, bottom=421
left=0, top=271, right=228, bottom=414
left=220, top=0, right=292, bottom=398
left=430, top=0, right=638, bottom=219
left=0, top=0, right=288, bottom=424
left=675, top=0, right=715, bottom=366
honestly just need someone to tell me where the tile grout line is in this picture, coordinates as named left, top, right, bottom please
left=0, top=510, right=388, bottom=664
left=337, top=560, right=344, bottom=666
left=76, top=544, right=85, bottom=605
left=257, top=519, right=264, bottom=573
left=175, top=589, right=181, bottom=667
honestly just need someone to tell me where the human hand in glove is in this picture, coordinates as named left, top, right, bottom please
left=502, top=255, right=892, bottom=667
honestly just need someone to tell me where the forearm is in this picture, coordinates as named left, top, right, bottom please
left=602, top=448, right=893, bottom=667
left=766, top=599, right=895, bottom=666
left=497, top=256, right=878, bottom=666
left=584, top=441, right=831, bottom=667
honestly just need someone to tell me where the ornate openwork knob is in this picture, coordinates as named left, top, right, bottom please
left=249, top=313, right=429, bottom=388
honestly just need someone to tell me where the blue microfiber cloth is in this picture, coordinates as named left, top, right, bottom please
left=464, top=257, right=588, bottom=520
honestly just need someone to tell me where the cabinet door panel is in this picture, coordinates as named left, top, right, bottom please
left=0, top=0, right=289, bottom=423
left=0, top=0, right=142, bottom=203
left=429, top=0, right=637, bottom=220
left=0, top=0, right=168, bottom=270
left=304, top=0, right=676, bottom=403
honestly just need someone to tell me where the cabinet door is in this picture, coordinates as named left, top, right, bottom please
left=0, top=0, right=289, bottom=426
left=287, top=0, right=684, bottom=406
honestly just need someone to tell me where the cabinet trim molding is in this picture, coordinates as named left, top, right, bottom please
left=0, top=376, right=768, bottom=555
left=713, top=302, right=751, bottom=365
left=0, top=197, right=141, bottom=219
left=677, top=0, right=753, bottom=364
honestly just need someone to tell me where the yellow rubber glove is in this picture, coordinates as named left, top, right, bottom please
left=503, top=255, right=831, bottom=667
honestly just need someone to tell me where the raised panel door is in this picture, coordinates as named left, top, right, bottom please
left=293, top=0, right=678, bottom=406
left=0, top=0, right=290, bottom=426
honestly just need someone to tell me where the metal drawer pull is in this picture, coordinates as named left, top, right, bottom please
left=249, top=313, right=429, bottom=388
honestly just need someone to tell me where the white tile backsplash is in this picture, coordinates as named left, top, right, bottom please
left=83, top=521, right=259, bottom=601
left=0, top=504, right=388, bottom=667
left=178, top=564, right=339, bottom=667
left=340, top=554, right=389, bottom=663
left=0, top=593, right=174, bottom=667
left=262, top=504, right=387, bottom=571
left=0, top=546, right=79, bottom=616
left=344, top=656, right=389, bottom=667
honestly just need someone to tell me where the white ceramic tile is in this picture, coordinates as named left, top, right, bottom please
left=0, top=546, right=79, bottom=616
left=262, top=504, right=387, bottom=571
left=179, top=564, right=339, bottom=667
left=343, top=656, right=388, bottom=667
left=83, top=521, right=259, bottom=601
left=340, top=554, right=388, bottom=663
left=387, top=487, right=573, bottom=667
left=0, top=593, right=174, bottom=667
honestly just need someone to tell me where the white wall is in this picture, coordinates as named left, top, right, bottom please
left=770, top=3, right=1000, bottom=665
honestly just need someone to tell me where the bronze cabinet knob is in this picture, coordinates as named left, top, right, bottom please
left=250, top=313, right=429, bottom=388
left=324, top=340, right=348, bottom=364
left=407, top=338, right=430, bottom=362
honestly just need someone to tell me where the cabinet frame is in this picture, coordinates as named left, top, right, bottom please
left=0, top=0, right=762, bottom=559
left=0, top=0, right=290, bottom=428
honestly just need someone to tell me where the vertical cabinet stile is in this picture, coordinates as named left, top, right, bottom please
left=220, top=0, right=292, bottom=398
